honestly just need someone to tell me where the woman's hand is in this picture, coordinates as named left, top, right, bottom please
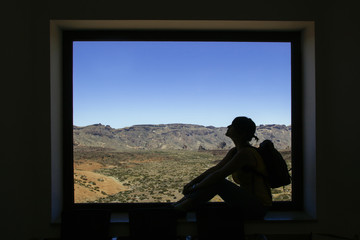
left=182, top=182, right=197, bottom=195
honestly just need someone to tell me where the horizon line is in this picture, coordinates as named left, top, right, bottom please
left=73, top=122, right=292, bottom=129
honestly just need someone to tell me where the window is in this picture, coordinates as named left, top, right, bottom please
left=63, top=30, right=303, bottom=211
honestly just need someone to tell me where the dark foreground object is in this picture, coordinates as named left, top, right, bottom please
left=129, top=208, right=181, bottom=240
left=196, top=206, right=246, bottom=240
left=61, top=209, right=111, bottom=240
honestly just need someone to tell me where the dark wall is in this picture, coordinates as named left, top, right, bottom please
left=2, top=1, right=360, bottom=239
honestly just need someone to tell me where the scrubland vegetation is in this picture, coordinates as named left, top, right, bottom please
left=74, top=148, right=292, bottom=203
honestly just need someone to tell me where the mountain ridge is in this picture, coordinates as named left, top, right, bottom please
left=73, top=123, right=291, bottom=151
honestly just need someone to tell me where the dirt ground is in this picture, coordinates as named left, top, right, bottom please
left=74, top=160, right=129, bottom=203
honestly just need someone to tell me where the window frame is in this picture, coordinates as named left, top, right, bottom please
left=63, top=30, right=303, bottom=211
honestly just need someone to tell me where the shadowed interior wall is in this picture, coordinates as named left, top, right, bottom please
left=2, top=1, right=360, bottom=239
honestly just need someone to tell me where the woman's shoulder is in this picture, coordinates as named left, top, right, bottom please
left=246, top=146, right=264, bottom=160
left=227, top=146, right=259, bottom=160
left=236, top=147, right=262, bottom=165
left=229, top=147, right=237, bottom=153
left=224, top=147, right=238, bottom=159
left=238, top=146, right=258, bottom=156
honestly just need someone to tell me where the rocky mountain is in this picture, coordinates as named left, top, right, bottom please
left=73, top=123, right=291, bottom=151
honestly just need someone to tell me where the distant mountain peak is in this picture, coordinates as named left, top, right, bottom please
left=73, top=123, right=291, bottom=151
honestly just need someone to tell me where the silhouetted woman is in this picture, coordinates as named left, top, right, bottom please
left=174, top=116, right=272, bottom=219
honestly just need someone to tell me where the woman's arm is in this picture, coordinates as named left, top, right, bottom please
left=191, top=148, right=256, bottom=192
left=182, top=148, right=237, bottom=194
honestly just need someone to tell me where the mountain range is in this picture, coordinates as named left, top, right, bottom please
left=73, top=123, right=291, bottom=151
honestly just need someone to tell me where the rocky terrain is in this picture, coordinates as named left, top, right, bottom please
left=73, top=123, right=292, bottom=204
left=74, top=123, right=291, bottom=151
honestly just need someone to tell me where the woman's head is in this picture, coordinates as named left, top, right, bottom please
left=226, top=116, right=258, bottom=142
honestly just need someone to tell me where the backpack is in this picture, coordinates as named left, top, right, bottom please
left=255, top=140, right=291, bottom=188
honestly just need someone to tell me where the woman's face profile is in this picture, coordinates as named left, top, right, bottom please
left=225, top=124, right=236, bottom=137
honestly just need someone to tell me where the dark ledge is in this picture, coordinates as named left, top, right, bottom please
left=111, top=211, right=315, bottom=223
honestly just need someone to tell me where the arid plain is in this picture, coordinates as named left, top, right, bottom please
left=74, top=147, right=292, bottom=203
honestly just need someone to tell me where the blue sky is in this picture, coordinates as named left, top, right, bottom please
left=73, top=41, right=291, bottom=129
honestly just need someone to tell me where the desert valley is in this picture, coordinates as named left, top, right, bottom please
left=72, top=123, right=292, bottom=203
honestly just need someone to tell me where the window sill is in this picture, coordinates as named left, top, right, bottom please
left=263, top=211, right=315, bottom=221
left=111, top=211, right=316, bottom=223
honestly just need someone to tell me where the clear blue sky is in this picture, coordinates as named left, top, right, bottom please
left=73, top=41, right=291, bottom=129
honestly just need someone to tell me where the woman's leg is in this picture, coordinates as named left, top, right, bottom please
left=216, top=180, right=266, bottom=219
left=174, top=179, right=266, bottom=218
left=215, top=180, right=260, bottom=206
left=174, top=180, right=227, bottom=211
